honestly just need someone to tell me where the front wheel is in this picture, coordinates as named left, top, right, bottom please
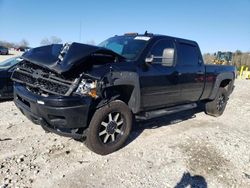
left=85, top=100, right=132, bottom=155
left=205, top=87, right=228, bottom=117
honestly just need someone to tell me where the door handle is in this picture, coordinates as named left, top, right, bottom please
left=174, top=72, right=182, bottom=76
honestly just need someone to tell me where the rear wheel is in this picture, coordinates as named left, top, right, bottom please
left=205, top=87, right=228, bottom=117
left=85, top=100, right=132, bottom=155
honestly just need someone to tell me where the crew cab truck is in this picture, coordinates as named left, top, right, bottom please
left=11, top=33, right=236, bottom=155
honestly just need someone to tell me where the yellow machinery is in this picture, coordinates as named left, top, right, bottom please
left=213, top=51, right=233, bottom=65
left=239, top=66, right=250, bottom=79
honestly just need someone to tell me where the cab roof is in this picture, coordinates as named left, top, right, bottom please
left=120, top=32, right=197, bottom=45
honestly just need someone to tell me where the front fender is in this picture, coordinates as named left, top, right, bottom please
left=101, top=71, right=141, bottom=113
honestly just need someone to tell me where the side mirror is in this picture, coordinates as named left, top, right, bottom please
left=145, top=55, right=154, bottom=64
left=162, top=48, right=174, bottom=66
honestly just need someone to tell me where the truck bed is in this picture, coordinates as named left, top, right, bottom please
left=201, top=64, right=236, bottom=100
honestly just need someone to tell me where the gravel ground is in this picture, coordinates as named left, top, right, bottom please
left=0, top=50, right=22, bottom=62
left=0, top=80, right=250, bottom=188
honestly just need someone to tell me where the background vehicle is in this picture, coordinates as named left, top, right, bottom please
left=0, top=57, right=23, bottom=99
left=11, top=33, right=236, bottom=155
left=17, top=47, right=31, bottom=52
left=213, top=51, right=233, bottom=65
left=0, top=46, right=9, bottom=55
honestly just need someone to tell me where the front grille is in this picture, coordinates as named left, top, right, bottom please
left=11, top=62, right=76, bottom=96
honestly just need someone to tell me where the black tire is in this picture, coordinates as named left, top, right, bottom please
left=85, top=100, right=132, bottom=155
left=205, top=87, right=228, bottom=117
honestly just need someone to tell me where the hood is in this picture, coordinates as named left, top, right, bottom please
left=21, top=42, right=125, bottom=74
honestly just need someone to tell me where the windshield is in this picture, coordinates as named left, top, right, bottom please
left=0, top=57, right=22, bottom=69
left=99, top=35, right=150, bottom=60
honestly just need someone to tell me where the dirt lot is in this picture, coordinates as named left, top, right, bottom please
left=0, top=80, right=250, bottom=188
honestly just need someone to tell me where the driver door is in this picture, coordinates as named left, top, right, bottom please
left=139, top=39, right=181, bottom=110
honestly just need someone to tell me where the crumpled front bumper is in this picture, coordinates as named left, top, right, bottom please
left=14, top=84, right=92, bottom=138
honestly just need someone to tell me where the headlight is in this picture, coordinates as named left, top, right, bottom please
left=76, top=79, right=98, bottom=98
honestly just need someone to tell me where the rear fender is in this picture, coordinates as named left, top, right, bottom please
left=209, top=72, right=234, bottom=100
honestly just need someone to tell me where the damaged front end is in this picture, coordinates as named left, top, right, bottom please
left=12, top=42, right=122, bottom=98
left=11, top=61, right=99, bottom=98
left=11, top=43, right=121, bottom=138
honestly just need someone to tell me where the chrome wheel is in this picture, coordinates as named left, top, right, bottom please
left=98, top=112, right=124, bottom=144
left=86, top=100, right=132, bottom=155
left=217, top=95, right=225, bottom=111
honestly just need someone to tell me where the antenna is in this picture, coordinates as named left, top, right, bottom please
left=79, top=21, right=82, bottom=42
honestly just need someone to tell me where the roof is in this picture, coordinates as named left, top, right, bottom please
left=120, top=32, right=197, bottom=45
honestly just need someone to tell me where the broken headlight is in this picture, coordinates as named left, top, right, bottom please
left=75, top=79, right=97, bottom=98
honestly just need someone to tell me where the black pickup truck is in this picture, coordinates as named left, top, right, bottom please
left=11, top=33, right=236, bottom=155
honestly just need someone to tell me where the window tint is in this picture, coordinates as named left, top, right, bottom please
left=179, top=43, right=199, bottom=65
left=148, top=40, right=175, bottom=66
left=99, top=36, right=149, bottom=60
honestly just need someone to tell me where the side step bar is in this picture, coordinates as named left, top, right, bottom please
left=136, top=103, right=197, bottom=120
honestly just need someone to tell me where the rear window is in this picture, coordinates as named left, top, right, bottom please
left=179, top=43, right=199, bottom=65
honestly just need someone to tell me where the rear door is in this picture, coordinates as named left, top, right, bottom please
left=177, top=42, right=205, bottom=102
left=139, top=39, right=182, bottom=110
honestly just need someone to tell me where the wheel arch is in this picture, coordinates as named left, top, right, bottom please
left=87, top=71, right=141, bottom=125
left=209, top=72, right=234, bottom=100
left=101, top=71, right=141, bottom=114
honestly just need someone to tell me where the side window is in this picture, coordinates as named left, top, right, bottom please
left=179, top=43, right=199, bottom=65
left=148, top=40, right=175, bottom=66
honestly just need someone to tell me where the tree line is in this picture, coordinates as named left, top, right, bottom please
left=0, top=36, right=63, bottom=49
left=0, top=39, right=29, bottom=49
left=203, top=50, right=250, bottom=69
left=0, top=36, right=96, bottom=49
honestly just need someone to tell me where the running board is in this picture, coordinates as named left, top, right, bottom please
left=136, top=103, right=197, bottom=120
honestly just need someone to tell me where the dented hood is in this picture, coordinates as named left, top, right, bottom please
left=21, top=42, right=124, bottom=74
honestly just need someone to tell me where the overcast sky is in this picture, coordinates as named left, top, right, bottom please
left=0, top=0, right=249, bottom=52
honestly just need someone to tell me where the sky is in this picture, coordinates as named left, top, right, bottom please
left=0, top=0, right=249, bottom=53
